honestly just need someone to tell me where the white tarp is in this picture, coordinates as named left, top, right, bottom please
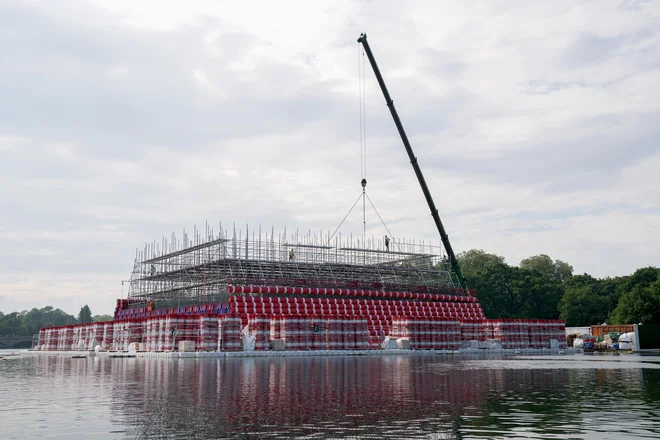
left=381, top=336, right=397, bottom=349
left=618, top=332, right=636, bottom=350
left=241, top=326, right=255, bottom=351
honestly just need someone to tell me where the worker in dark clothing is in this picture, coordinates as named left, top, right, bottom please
left=289, top=249, right=295, bottom=261
left=384, top=235, right=390, bottom=252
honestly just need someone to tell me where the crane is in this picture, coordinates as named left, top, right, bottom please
left=357, top=32, right=467, bottom=289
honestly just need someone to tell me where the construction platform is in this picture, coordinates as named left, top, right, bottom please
left=125, top=223, right=460, bottom=309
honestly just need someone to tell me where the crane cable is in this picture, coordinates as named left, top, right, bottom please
left=326, top=46, right=401, bottom=255
left=359, top=46, right=367, bottom=248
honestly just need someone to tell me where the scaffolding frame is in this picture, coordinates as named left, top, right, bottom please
left=127, top=222, right=456, bottom=308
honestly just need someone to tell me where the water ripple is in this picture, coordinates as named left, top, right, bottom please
left=1, top=352, right=660, bottom=439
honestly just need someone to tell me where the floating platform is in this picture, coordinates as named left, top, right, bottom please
left=26, top=347, right=581, bottom=359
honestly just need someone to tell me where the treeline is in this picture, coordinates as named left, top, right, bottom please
left=0, top=305, right=113, bottom=336
left=457, top=250, right=660, bottom=327
left=3, top=253, right=659, bottom=334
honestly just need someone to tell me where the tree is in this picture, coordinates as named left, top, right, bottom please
left=618, top=267, right=659, bottom=294
left=558, top=286, right=607, bottom=326
left=468, top=262, right=517, bottom=319
left=513, top=268, right=563, bottom=319
left=598, top=277, right=626, bottom=318
left=78, top=305, right=93, bottom=324
left=467, top=262, right=561, bottom=320
left=609, top=280, right=660, bottom=324
left=0, top=307, right=77, bottom=336
left=93, top=314, right=113, bottom=322
left=519, top=254, right=573, bottom=284
left=457, top=249, right=506, bottom=281
left=559, top=274, right=624, bottom=325
left=0, top=312, right=29, bottom=336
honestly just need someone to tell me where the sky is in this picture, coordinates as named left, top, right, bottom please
left=1, top=0, right=659, bottom=316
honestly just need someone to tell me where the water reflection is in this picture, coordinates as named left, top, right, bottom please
left=5, top=354, right=660, bottom=439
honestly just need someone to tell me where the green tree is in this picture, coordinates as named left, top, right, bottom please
left=0, top=307, right=77, bottom=336
left=467, top=262, right=561, bottom=320
left=617, top=267, right=659, bottom=294
left=457, top=249, right=506, bottom=281
left=609, top=280, right=660, bottom=324
left=519, top=254, right=573, bottom=284
left=0, top=312, right=29, bottom=336
left=559, top=274, right=624, bottom=325
left=513, top=268, right=563, bottom=319
left=93, top=314, right=113, bottom=322
left=558, top=286, right=606, bottom=326
left=78, top=305, right=93, bottom=324
left=598, top=277, right=626, bottom=318
left=468, top=262, right=517, bottom=319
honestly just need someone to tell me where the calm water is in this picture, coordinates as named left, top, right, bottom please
left=1, top=352, right=660, bottom=439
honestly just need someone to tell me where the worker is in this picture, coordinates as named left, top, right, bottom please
left=289, top=248, right=295, bottom=261
left=385, top=235, right=390, bottom=252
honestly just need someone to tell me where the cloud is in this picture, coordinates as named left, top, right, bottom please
left=0, top=0, right=659, bottom=314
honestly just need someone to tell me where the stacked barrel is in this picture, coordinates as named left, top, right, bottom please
left=530, top=320, right=541, bottom=348
left=46, top=328, right=58, bottom=350
left=154, top=316, right=165, bottom=350
left=179, top=316, right=200, bottom=350
left=147, top=318, right=154, bottom=351
left=269, top=316, right=282, bottom=340
left=527, top=319, right=567, bottom=349
left=247, top=315, right=271, bottom=350
left=219, top=315, right=242, bottom=351
left=311, top=316, right=326, bottom=349
left=229, top=292, right=485, bottom=347
left=281, top=316, right=300, bottom=350
left=482, top=320, right=494, bottom=340
left=38, top=283, right=570, bottom=352
left=118, top=321, right=128, bottom=351
left=62, top=326, right=74, bottom=350
left=199, top=315, right=219, bottom=351
left=442, top=319, right=461, bottom=350
left=355, top=316, right=369, bottom=350
left=492, top=320, right=514, bottom=349
left=460, top=320, right=480, bottom=343
left=326, top=316, right=343, bottom=350
left=162, top=315, right=179, bottom=351
left=103, top=322, right=114, bottom=350
left=518, top=320, right=531, bottom=350
left=388, top=318, right=461, bottom=349
left=128, top=319, right=143, bottom=349
left=89, top=322, right=105, bottom=349
left=342, top=316, right=355, bottom=349
left=83, top=323, right=91, bottom=349
left=549, top=320, right=567, bottom=348
left=55, top=327, right=65, bottom=350
left=389, top=317, right=409, bottom=340
left=37, top=329, right=46, bottom=350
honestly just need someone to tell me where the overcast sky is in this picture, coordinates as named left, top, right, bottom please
left=1, top=0, right=659, bottom=315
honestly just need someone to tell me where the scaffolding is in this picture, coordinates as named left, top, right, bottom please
left=126, top=222, right=457, bottom=308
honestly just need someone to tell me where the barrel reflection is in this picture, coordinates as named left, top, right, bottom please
left=30, top=354, right=660, bottom=439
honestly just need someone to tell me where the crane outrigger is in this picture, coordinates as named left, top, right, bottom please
left=357, top=32, right=467, bottom=289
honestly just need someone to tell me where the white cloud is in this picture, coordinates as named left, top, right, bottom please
left=0, top=0, right=659, bottom=314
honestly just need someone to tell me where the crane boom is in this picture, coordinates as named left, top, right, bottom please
left=357, top=32, right=466, bottom=289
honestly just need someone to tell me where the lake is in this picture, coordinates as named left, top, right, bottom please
left=1, top=351, right=660, bottom=439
